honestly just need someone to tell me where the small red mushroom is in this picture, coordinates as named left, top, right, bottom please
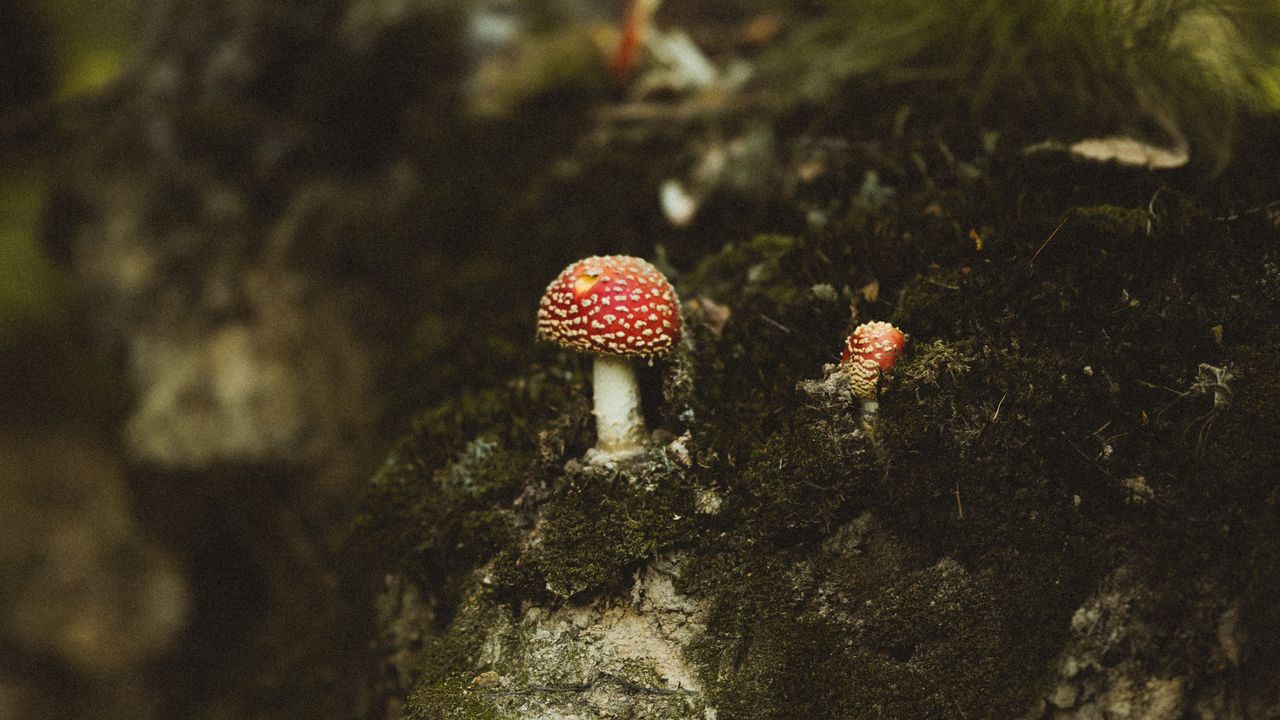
left=841, top=321, right=907, bottom=413
left=538, top=255, right=682, bottom=459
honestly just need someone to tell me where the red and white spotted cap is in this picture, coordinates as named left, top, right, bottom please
left=841, top=321, right=907, bottom=400
left=537, top=255, right=682, bottom=357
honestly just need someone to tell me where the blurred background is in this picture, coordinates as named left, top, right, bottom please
left=0, top=1, right=736, bottom=716
left=3, top=0, right=1279, bottom=718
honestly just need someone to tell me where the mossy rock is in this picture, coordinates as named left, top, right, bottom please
left=358, top=97, right=1280, bottom=718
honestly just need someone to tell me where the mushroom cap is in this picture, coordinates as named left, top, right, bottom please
left=537, top=255, right=682, bottom=357
left=841, top=321, right=907, bottom=400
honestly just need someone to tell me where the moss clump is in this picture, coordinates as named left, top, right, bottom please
left=682, top=234, right=803, bottom=310
left=678, top=233, right=865, bottom=459
left=843, top=559, right=1007, bottom=713
left=499, top=456, right=698, bottom=599
left=354, top=372, right=590, bottom=620
left=1070, top=204, right=1150, bottom=239
left=688, top=544, right=1011, bottom=717
left=731, top=413, right=873, bottom=541
left=407, top=675, right=505, bottom=720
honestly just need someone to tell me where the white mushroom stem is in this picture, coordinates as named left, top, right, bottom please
left=591, top=354, right=646, bottom=459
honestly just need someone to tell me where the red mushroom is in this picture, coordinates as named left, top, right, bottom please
left=537, top=255, right=682, bottom=459
left=841, top=321, right=907, bottom=413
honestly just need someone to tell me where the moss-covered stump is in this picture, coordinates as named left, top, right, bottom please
left=358, top=123, right=1280, bottom=717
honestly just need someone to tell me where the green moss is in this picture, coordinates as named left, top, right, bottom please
left=732, top=412, right=873, bottom=541
left=407, top=675, right=506, bottom=720
left=0, top=175, right=68, bottom=335
left=679, top=233, right=862, bottom=460
left=353, top=372, right=590, bottom=617
left=842, top=559, right=1008, bottom=713
left=686, top=542, right=1015, bottom=717
left=682, top=548, right=814, bottom=701
left=895, top=268, right=974, bottom=336
left=1070, top=204, right=1149, bottom=239
left=682, top=234, right=802, bottom=308
left=503, top=457, right=697, bottom=599
left=414, top=599, right=511, bottom=689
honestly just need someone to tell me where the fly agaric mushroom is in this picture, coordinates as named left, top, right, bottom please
left=537, top=255, right=682, bottom=459
left=841, top=321, right=907, bottom=413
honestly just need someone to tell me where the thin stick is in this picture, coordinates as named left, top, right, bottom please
left=1029, top=215, right=1070, bottom=267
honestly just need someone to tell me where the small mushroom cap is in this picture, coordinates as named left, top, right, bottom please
left=537, top=255, right=682, bottom=357
left=841, top=321, right=907, bottom=400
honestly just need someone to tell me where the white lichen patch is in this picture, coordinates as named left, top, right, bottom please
left=796, top=362, right=858, bottom=407
left=464, top=556, right=712, bottom=719
left=435, top=437, right=500, bottom=491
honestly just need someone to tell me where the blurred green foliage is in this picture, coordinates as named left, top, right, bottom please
left=0, top=0, right=140, bottom=334
left=0, top=0, right=139, bottom=423
left=768, top=0, right=1280, bottom=168
left=0, top=174, right=66, bottom=339
left=34, top=0, right=139, bottom=95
